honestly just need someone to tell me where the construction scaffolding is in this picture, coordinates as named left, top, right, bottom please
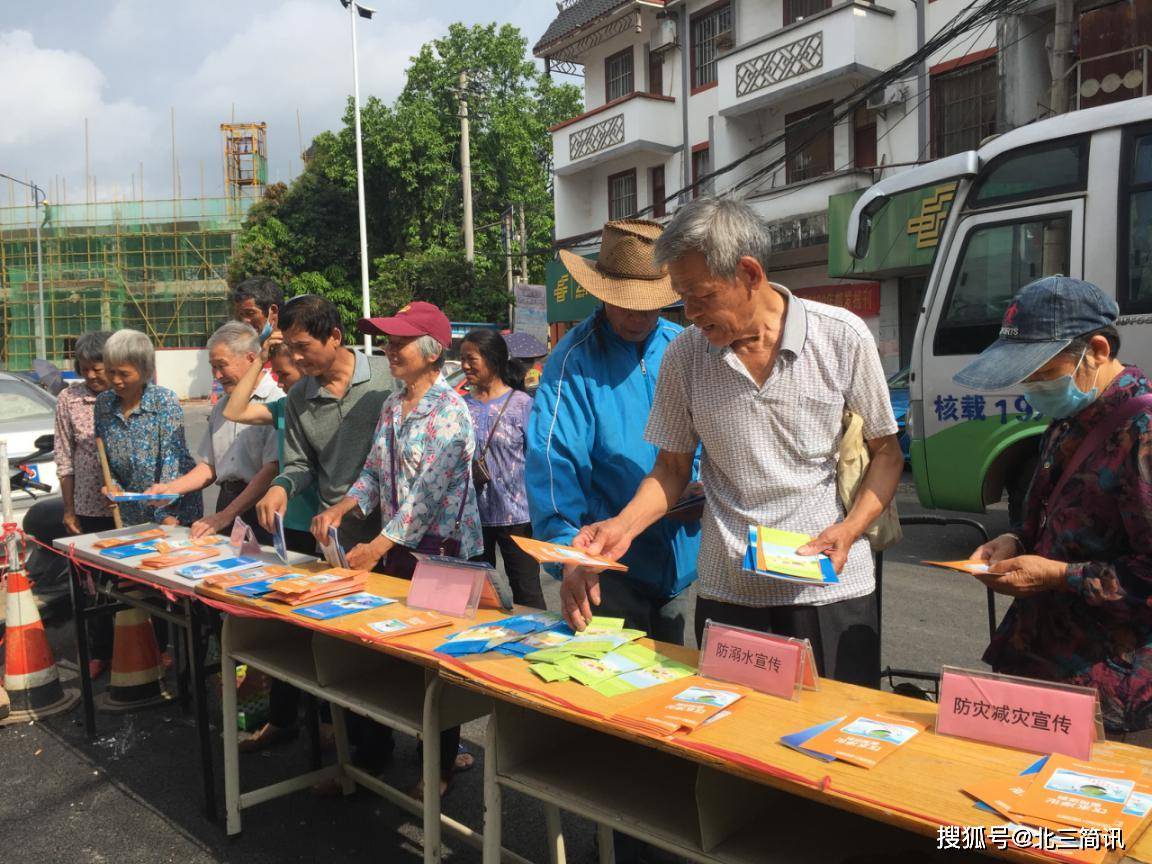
left=0, top=196, right=253, bottom=370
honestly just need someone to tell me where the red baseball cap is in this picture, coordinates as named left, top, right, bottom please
left=359, top=301, right=452, bottom=347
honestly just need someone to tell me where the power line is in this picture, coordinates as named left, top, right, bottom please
left=554, top=0, right=1037, bottom=251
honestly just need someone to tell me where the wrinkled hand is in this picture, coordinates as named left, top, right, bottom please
left=796, top=521, right=860, bottom=574
left=975, top=555, right=1069, bottom=597
left=190, top=514, right=225, bottom=540
left=971, top=534, right=1023, bottom=567
left=62, top=510, right=82, bottom=535
left=573, top=518, right=634, bottom=564
left=311, top=506, right=345, bottom=546
left=560, top=568, right=601, bottom=631
left=346, top=536, right=389, bottom=572
left=260, top=328, right=283, bottom=363
left=145, top=482, right=173, bottom=496
left=256, top=486, right=288, bottom=533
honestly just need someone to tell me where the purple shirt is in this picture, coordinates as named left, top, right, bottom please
left=465, top=389, right=533, bottom=527
left=985, top=366, right=1152, bottom=732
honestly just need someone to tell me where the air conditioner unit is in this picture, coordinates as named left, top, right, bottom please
left=866, top=83, right=909, bottom=112
left=651, top=16, right=678, bottom=53
left=714, top=29, right=735, bottom=52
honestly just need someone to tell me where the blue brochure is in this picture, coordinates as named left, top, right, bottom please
left=437, top=612, right=563, bottom=656
left=99, top=540, right=164, bottom=559
left=292, top=592, right=395, bottom=620
left=779, top=716, right=846, bottom=762
left=226, top=574, right=296, bottom=598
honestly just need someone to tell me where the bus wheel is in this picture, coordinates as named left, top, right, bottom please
left=1007, top=455, right=1038, bottom=531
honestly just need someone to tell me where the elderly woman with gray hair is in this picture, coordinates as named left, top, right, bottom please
left=94, top=328, right=202, bottom=527
left=147, top=322, right=283, bottom=540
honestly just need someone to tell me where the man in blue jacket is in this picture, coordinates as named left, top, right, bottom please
left=526, top=219, right=700, bottom=646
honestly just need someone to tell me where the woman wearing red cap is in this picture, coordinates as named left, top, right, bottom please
left=312, top=300, right=482, bottom=795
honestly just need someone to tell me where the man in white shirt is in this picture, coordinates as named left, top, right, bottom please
left=149, top=322, right=283, bottom=542
left=564, top=198, right=903, bottom=686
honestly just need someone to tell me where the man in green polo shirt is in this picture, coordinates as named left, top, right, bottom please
left=256, top=294, right=392, bottom=547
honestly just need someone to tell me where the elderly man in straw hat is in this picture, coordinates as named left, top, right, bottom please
left=565, top=199, right=904, bottom=688
left=525, top=219, right=701, bottom=646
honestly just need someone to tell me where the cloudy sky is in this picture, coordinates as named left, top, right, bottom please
left=0, top=0, right=564, bottom=207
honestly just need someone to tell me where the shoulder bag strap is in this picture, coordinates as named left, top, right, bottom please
left=1046, top=393, right=1152, bottom=508
left=477, top=392, right=513, bottom=465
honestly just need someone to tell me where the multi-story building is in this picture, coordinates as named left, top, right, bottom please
left=535, top=0, right=1150, bottom=370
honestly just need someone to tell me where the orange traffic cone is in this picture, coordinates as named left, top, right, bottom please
left=95, top=602, right=171, bottom=713
left=1, top=570, right=79, bottom=723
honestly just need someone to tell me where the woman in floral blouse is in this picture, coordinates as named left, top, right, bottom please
left=312, top=302, right=479, bottom=796
left=93, top=329, right=202, bottom=527
left=957, top=278, right=1152, bottom=740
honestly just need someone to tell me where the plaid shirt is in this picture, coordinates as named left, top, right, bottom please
left=985, top=367, right=1152, bottom=732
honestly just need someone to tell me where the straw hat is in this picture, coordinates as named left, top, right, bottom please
left=558, top=219, right=679, bottom=311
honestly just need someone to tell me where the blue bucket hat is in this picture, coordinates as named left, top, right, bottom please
left=953, top=276, right=1118, bottom=391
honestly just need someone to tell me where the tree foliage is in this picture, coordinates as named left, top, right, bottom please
left=229, top=22, right=581, bottom=330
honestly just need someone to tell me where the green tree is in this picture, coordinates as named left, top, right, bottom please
left=229, top=22, right=582, bottom=329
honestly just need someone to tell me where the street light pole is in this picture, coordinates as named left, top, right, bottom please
left=458, top=71, right=475, bottom=264
left=0, top=174, right=48, bottom=361
left=342, top=0, right=375, bottom=353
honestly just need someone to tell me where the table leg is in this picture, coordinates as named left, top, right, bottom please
left=544, top=804, right=567, bottom=864
left=482, top=711, right=502, bottom=864
left=221, top=616, right=242, bottom=836
left=186, top=598, right=217, bottom=821
left=69, top=563, right=97, bottom=739
left=422, top=673, right=443, bottom=864
left=329, top=704, right=355, bottom=795
left=595, top=824, right=615, bottom=864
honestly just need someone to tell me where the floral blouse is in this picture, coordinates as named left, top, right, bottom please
left=464, top=389, right=533, bottom=526
left=54, top=383, right=109, bottom=518
left=984, top=367, right=1152, bottom=732
left=93, top=384, right=203, bottom=527
left=349, top=378, right=482, bottom=559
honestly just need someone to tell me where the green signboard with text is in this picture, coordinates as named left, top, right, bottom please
left=826, top=182, right=959, bottom=279
left=545, top=256, right=601, bottom=324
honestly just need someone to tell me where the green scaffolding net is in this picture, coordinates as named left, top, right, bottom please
left=0, top=197, right=253, bottom=370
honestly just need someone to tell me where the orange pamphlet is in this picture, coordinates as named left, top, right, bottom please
left=139, top=548, right=220, bottom=570
left=802, top=714, right=926, bottom=769
left=963, top=777, right=1067, bottom=828
left=93, top=528, right=168, bottom=549
left=613, top=685, right=743, bottom=737
left=154, top=536, right=227, bottom=553
left=511, top=535, right=628, bottom=572
left=264, top=569, right=366, bottom=605
left=202, top=565, right=292, bottom=589
left=358, top=610, right=454, bottom=641
left=1013, top=754, right=1145, bottom=832
left=923, top=559, right=991, bottom=575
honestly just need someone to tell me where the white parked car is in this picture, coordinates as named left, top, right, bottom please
left=0, top=371, right=59, bottom=505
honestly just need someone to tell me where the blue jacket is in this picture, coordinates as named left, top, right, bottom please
left=526, top=311, right=699, bottom=600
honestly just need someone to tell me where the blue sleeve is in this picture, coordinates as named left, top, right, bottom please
left=526, top=348, right=593, bottom=548
left=155, top=391, right=203, bottom=525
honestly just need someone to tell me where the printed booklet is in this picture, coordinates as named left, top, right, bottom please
left=743, top=526, right=838, bottom=585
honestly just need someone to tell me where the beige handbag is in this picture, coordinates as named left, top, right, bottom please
left=837, top=409, right=902, bottom=552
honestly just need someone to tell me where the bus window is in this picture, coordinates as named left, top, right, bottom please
left=967, top=138, right=1088, bottom=209
left=933, top=215, right=1071, bottom=356
left=1123, top=132, right=1152, bottom=313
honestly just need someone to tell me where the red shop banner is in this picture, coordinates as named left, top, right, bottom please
left=795, top=282, right=881, bottom=318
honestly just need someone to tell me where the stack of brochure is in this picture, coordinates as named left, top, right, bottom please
left=962, top=754, right=1152, bottom=859
left=744, top=526, right=839, bottom=586
left=263, top=569, right=367, bottom=606
left=780, top=714, right=925, bottom=768
left=613, top=685, right=743, bottom=737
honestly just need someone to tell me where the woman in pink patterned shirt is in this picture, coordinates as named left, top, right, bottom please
left=55, top=331, right=115, bottom=535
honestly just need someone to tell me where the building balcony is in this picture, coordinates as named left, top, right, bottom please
left=550, top=92, right=680, bottom=176
left=717, top=1, right=898, bottom=118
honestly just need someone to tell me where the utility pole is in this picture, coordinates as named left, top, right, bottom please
left=459, top=71, right=475, bottom=263
left=2, top=173, right=48, bottom=360
left=518, top=203, right=528, bottom=284
left=1050, top=0, right=1075, bottom=116
left=504, top=207, right=515, bottom=328
left=346, top=0, right=374, bottom=353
